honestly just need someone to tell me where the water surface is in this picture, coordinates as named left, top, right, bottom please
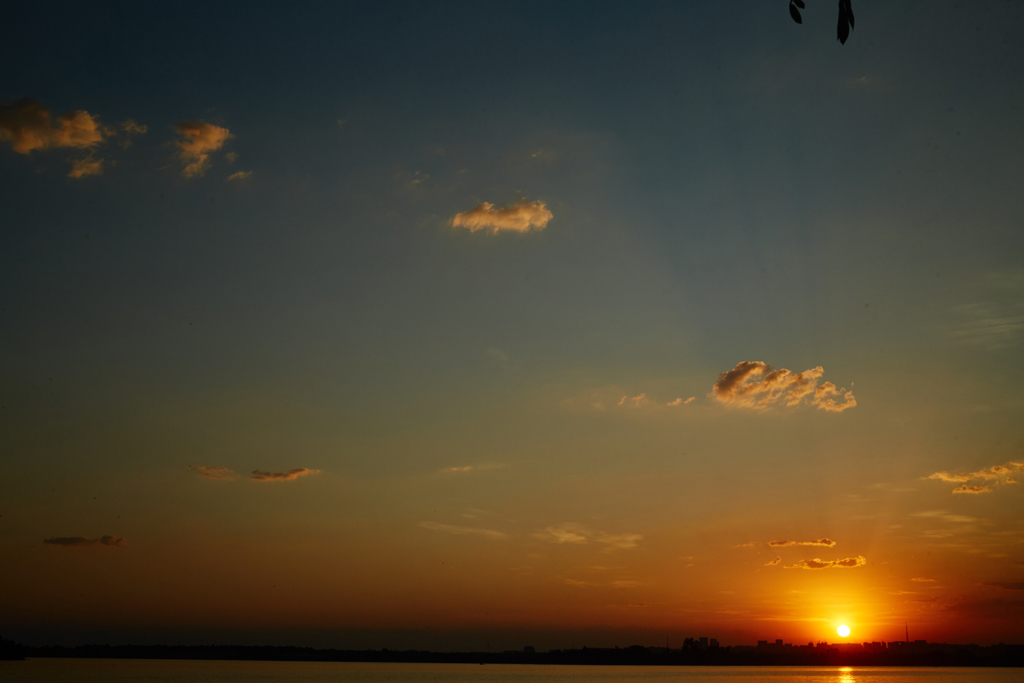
left=1, top=661, right=1020, bottom=683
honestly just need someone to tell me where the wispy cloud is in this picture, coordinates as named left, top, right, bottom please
left=617, top=393, right=649, bottom=408
left=535, top=524, right=589, bottom=545
left=768, top=538, right=836, bottom=547
left=667, top=397, right=695, bottom=407
left=189, top=465, right=236, bottom=481
left=250, top=468, right=319, bottom=482
left=785, top=555, right=866, bottom=570
left=948, top=271, right=1024, bottom=350
left=765, top=556, right=781, bottom=566
left=710, top=362, right=855, bottom=412
left=68, top=157, right=103, bottom=178
left=452, top=199, right=552, bottom=234
left=911, top=577, right=936, bottom=582
left=226, top=170, right=252, bottom=181
left=419, top=521, right=508, bottom=540
left=175, top=120, right=232, bottom=178
left=440, top=463, right=506, bottom=475
left=983, top=581, right=1024, bottom=591
left=912, top=510, right=978, bottom=523
left=117, top=119, right=147, bottom=147
left=44, top=535, right=127, bottom=547
left=533, top=523, right=642, bottom=551
left=597, top=532, right=643, bottom=550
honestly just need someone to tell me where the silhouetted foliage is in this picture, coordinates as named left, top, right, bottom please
left=789, top=0, right=855, bottom=44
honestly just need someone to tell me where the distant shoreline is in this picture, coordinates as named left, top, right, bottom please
left=6, top=643, right=1023, bottom=667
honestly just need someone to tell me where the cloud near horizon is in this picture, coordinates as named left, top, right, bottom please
left=250, top=468, right=320, bottom=482
left=419, top=521, right=508, bottom=539
left=785, top=555, right=867, bottom=570
left=768, top=538, right=836, bottom=547
left=667, top=397, right=695, bottom=406
left=1, top=98, right=108, bottom=154
left=190, top=465, right=236, bottom=481
left=175, top=120, right=233, bottom=178
left=983, top=582, right=1024, bottom=591
left=452, top=199, right=552, bottom=234
left=710, top=361, right=856, bottom=412
left=44, top=535, right=127, bottom=547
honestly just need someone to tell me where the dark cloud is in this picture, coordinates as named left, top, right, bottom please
left=44, top=535, right=127, bottom=547
left=765, top=556, right=781, bottom=566
left=983, top=581, right=1024, bottom=591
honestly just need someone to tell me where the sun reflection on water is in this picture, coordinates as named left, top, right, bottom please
left=836, top=667, right=856, bottom=683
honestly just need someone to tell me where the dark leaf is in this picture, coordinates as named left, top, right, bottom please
left=842, top=0, right=855, bottom=28
left=837, top=9, right=850, bottom=43
left=793, top=0, right=805, bottom=8
left=790, top=3, right=802, bottom=24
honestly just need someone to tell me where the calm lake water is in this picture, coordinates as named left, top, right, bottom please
left=0, top=661, right=1020, bottom=683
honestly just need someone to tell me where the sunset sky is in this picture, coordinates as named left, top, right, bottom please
left=2, top=1, right=1023, bottom=650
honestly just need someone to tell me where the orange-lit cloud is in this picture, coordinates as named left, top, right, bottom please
left=617, top=393, right=648, bottom=407
left=667, top=397, right=695, bottom=406
left=785, top=555, right=866, bottom=570
left=226, top=170, right=252, bottom=181
left=952, top=484, right=991, bottom=494
left=419, top=522, right=508, bottom=539
left=983, top=582, right=1024, bottom=590
left=452, top=199, right=553, bottom=234
left=767, top=538, right=836, bottom=547
left=926, top=461, right=1023, bottom=493
left=250, top=468, right=319, bottom=482
left=0, top=99, right=108, bottom=154
left=43, top=535, right=127, bottom=547
left=710, top=361, right=855, bottom=412
left=911, top=577, right=936, bottom=582
left=190, top=465, right=236, bottom=481
left=68, top=157, right=103, bottom=178
left=175, top=120, right=233, bottom=178
left=765, top=556, right=781, bottom=566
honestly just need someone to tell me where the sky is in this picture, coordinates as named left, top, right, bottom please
left=2, top=0, right=1023, bottom=650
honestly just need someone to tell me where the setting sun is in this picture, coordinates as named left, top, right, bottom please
left=837, top=625, right=851, bottom=638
